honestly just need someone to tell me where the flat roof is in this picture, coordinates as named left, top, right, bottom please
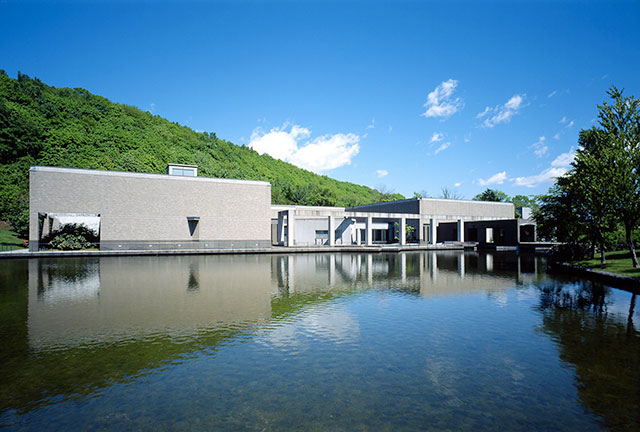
left=30, top=166, right=271, bottom=187
left=348, top=197, right=514, bottom=209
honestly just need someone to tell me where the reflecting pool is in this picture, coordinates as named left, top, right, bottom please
left=0, top=251, right=638, bottom=431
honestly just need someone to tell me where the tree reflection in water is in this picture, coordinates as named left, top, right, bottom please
left=537, top=280, right=640, bottom=432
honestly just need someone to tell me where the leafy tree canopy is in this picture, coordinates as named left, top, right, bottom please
left=473, top=189, right=510, bottom=202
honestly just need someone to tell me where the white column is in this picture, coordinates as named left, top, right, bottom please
left=367, top=254, right=373, bottom=284
left=400, top=217, right=406, bottom=246
left=401, top=253, right=407, bottom=282
left=457, top=219, right=464, bottom=242
left=366, top=216, right=373, bottom=246
left=418, top=219, right=425, bottom=243
left=429, top=218, right=437, bottom=245
left=286, top=210, right=295, bottom=247
left=328, top=216, right=335, bottom=246
left=356, top=224, right=361, bottom=245
left=277, top=212, right=285, bottom=244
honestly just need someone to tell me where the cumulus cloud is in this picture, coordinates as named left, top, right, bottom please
left=512, top=150, right=575, bottom=187
left=454, top=182, right=462, bottom=187
left=421, top=79, right=463, bottom=119
left=376, top=169, right=388, bottom=178
left=249, top=124, right=360, bottom=173
left=532, top=136, right=548, bottom=158
left=434, top=142, right=451, bottom=155
left=551, top=150, right=576, bottom=167
left=366, top=118, right=375, bottom=129
left=477, top=94, right=526, bottom=127
left=430, top=132, right=444, bottom=143
left=478, top=171, right=508, bottom=186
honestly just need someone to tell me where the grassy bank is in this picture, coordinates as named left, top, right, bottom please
left=0, top=221, right=26, bottom=250
left=572, top=250, right=640, bottom=279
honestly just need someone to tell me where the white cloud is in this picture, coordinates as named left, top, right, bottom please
left=547, top=90, right=558, bottom=98
left=434, top=142, right=451, bottom=155
left=477, top=94, right=526, bottom=127
left=551, top=149, right=576, bottom=167
left=249, top=124, right=359, bottom=173
left=430, top=132, right=444, bottom=143
left=560, top=116, right=568, bottom=124
left=532, top=136, right=548, bottom=158
left=376, top=169, right=388, bottom=178
left=454, top=182, right=462, bottom=187
left=553, top=133, right=561, bottom=140
left=512, top=149, right=575, bottom=187
left=478, top=171, right=508, bottom=186
left=566, top=120, right=574, bottom=128
left=366, top=118, right=375, bottom=129
left=421, top=79, right=463, bottom=119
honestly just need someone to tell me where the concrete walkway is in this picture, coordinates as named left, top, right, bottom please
left=0, top=243, right=468, bottom=259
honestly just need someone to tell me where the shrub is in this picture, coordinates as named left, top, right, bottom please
left=42, top=223, right=98, bottom=250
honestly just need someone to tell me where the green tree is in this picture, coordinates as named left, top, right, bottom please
left=594, top=87, right=640, bottom=267
left=570, top=128, right=619, bottom=263
left=473, top=189, right=509, bottom=202
left=533, top=181, right=588, bottom=244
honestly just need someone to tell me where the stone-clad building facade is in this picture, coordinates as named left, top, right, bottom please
left=29, top=165, right=534, bottom=251
left=29, top=166, right=272, bottom=251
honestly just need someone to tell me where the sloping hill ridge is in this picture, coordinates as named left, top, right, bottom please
left=0, top=71, right=404, bottom=236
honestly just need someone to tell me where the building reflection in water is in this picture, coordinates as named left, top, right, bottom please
left=15, top=251, right=640, bottom=430
left=27, top=251, right=539, bottom=350
left=27, top=255, right=273, bottom=351
left=271, top=251, right=540, bottom=298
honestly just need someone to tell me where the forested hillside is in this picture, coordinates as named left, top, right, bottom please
left=0, top=71, right=403, bottom=236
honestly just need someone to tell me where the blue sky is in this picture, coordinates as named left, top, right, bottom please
left=2, top=0, right=639, bottom=199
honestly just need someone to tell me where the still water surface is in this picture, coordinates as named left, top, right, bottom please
left=0, top=251, right=638, bottom=431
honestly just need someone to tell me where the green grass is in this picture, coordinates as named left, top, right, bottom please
left=0, top=228, right=26, bottom=249
left=572, top=250, right=640, bottom=278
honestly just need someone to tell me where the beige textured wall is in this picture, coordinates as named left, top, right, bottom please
left=419, top=198, right=513, bottom=220
left=29, top=167, right=271, bottom=244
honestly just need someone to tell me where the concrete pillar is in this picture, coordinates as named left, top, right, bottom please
left=366, top=216, right=373, bottom=246
left=400, top=217, right=406, bottom=246
left=328, top=216, right=335, bottom=246
left=429, top=218, right=437, bottom=245
left=356, top=224, right=361, bottom=246
left=277, top=212, right=285, bottom=245
left=418, top=219, right=425, bottom=243
left=286, top=210, right=295, bottom=247
left=457, top=219, right=464, bottom=242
